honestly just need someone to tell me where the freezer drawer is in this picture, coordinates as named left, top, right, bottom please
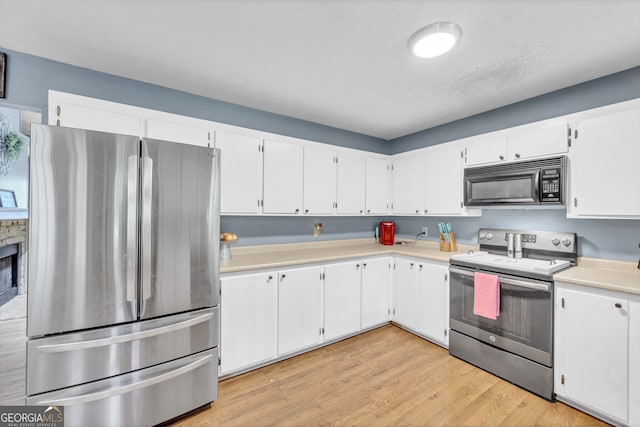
left=26, top=349, right=217, bottom=427
left=27, top=307, right=218, bottom=395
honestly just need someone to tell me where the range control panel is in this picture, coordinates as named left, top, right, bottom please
left=478, top=228, right=577, bottom=255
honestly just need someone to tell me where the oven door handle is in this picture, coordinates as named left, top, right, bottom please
left=449, top=267, right=551, bottom=292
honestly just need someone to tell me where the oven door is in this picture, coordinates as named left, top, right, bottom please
left=464, top=168, right=540, bottom=206
left=449, top=266, right=552, bottom=367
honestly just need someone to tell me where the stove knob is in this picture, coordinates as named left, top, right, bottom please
left=562, top=239, right=572, bottom=247
left=485, top=233, right=493, bottom=240
left=551, top=238, right=560, bottom=246
left=479, top=232, right=486, bottom=240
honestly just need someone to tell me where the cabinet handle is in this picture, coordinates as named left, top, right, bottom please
left=515, top=153, right=520, bottom=159
left=615, top=303, right=622, bottom=309
left=499, top=155, right=504, bottom=160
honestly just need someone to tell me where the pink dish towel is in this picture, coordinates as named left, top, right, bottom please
left=473, top=272, right=500, bottom=320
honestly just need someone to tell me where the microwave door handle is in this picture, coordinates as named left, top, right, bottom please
left=533, top=171, right=541, bottom=203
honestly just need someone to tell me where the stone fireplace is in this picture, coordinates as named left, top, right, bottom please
left=0, top=219, right=27, bottom=306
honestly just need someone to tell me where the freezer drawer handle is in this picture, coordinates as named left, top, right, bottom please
left=36, top=312, right=214, bottom=353
left=33, top=353, right=213, bottom=407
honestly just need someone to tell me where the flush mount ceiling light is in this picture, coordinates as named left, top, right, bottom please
left=408, top=22, right=462, bottom=58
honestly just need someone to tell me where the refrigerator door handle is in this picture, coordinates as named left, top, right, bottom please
left=141, top=155, right=153, bottom=302
left=35, top=312, right=214, bottom=353
left=126, top=155, right=138, bottom=308
left=32, top=353, right=213, bottom=407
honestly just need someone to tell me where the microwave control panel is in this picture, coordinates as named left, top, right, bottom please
left=540, top=167, right=562, bottom=203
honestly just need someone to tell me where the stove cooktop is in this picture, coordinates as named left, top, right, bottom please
left=450, top=251, right=571, bottom=275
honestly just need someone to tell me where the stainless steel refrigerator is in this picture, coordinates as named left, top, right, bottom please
left=26, top=124, right=220, bottom=426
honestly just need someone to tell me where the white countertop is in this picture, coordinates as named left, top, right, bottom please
left=220, top=237, right=640, bottom=296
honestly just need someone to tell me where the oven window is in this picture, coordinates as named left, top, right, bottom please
left=450, top=271, right=552, bottom=352
left=470, top=177, right=533, bottom=200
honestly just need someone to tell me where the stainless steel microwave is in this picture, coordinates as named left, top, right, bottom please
left=463, top=156, right=566, bottom=207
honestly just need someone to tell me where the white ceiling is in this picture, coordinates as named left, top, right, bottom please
left=2, top=0, right=640, bottom=140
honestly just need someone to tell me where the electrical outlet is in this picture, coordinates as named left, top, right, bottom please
left=421, top=227, right=428, bottom=236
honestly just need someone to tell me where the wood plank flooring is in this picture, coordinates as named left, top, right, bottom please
left=0, top=317, right=26, bottom=405
left=173, top=325, right=608, bottom=427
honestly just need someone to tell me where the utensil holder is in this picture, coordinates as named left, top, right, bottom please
left=440, top=232, right=457, bottom=252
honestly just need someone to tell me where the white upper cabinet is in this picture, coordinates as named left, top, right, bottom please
left=262, top=139, right=304, bottom=215
left=336, top=150, right=366, bottom=215
left=303, top=145, right=337, bottom=215
left=463, top=133, right=507, bottom=166
left=51, top=102, right=143, bottom=137
left=215, top=130, right=263, bottom=215
left=365, top=155, right=390, bottom=215
left=391, top=154, right=424, bottom=215
left=506, top=121, right=568, bottom=161
left=423, top=144, right=465, bottom=216
left=567, top=106, right=640, bottom=218
left=145, top=118, right=212, bottom=147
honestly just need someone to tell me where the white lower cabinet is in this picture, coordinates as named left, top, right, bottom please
left=416, top=261, right=449, bottom=346
left=360, top=257, right=393, bottom=329
left=220, top=272, right=278, bottom=375
left=277, top=266, right=324, bottom=355
left=323, top=261, right=362, bottom=341
left=393, top=257, right=449, bottom=347
left=555, top=282, right=632, bottom=425
left=630, top=300, right=640, bottom=427
left=393, top=258, right=419, bottom=330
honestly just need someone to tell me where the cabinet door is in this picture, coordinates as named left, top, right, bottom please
left=464, top=133, right=507, bottom=166
left=220, top=273, right=277, bottom=375
left=263, top=139, right=303, bottom=214
left=507, top=122, right=568, bottom=161
left=146, top=118, right=212, bottom=147
left=324, top=261, right=361, bottom=341
left=361, top=257, right=392, bottom=329
left=417, top=262, right=448, bottom=345
left=278, top=266, right=323, bottom=355
left=555, top=285, right=629, bottom=422
left=424, top=144, right=464, bottom=215
left=215, top=131, right=262, bottom=214
left=365, top=156, right=390, bottom=214
left=393, top=258, right=419, bottom=330
left=54, top=103, right=143, bottom=136
left=303, top=145, right=337, bottom=215
left=336, top=150, right=366, bottom=214
left=569, top=108, right=640, bottom=217
left=392, top=154, right=424, bottom=215
left=630, top=300, right=640, bottom=427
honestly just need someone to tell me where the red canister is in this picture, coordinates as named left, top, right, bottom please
left=379, top=221, right=395, bottom=245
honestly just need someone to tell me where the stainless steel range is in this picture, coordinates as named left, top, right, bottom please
left=448, top=228, right=577, bottom=400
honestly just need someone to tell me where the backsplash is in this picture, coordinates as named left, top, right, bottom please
left=222, top=210, right=640, bottom=262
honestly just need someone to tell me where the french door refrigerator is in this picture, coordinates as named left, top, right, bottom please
left=26, top=124, right=220, bottom=427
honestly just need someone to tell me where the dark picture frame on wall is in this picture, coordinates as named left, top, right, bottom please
left=0, top=52, right=6, bottom=98
left=0, top=189, right=17, bottom=208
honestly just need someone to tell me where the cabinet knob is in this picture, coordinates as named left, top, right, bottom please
left=415, top=209, right=419, bottom=214
left=281, top=274, right=286, bottom=280
left=360, top=210, right=363, bottom=214
left=305, top=209, right=309, bottom=213
left=295, top=208, right=300, bottom=213
left=424, top=209, right=428, bottom=214
left=410, top=263, right=414, bottom=269
left=367, top=209, right=371, bottom=213
left=615, top=303, right=622, bottom=309
left=267, top=275, right=273, bottom=282
left=499, top=155, right=505, bottom=160
left=363, top=263, right=367, bottom=268
left=356, top=264, right=360, bottom=270
left=515, top=153, right=520, bottom=159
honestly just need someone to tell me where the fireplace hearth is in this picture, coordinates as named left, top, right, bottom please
left=0, top=219, right=27, bottom=307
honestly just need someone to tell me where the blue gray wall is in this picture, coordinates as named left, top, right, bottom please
left=1, top=47, right=639, bottom=262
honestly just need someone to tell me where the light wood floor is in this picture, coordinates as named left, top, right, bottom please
left=0, top=317, right=26, bottom=405
left=173, top=325, right=608, bottom=427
